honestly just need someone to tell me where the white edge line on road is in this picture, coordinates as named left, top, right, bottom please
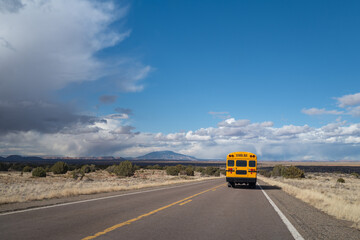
left=0, top=179, right=218, bottom=217
left=258, top=183, right=305, bottom=240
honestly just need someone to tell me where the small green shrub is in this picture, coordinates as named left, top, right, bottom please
left=283, top=166, right=305, bottom=178
left=81, top=164, right=91, bottom=173
left=351, top=172, right=360, bottom=178
left=166, top=166, right=180, bottom=176
left=32, top=167, right=46, bottom=177
left=114, top=161, right=135, bottom=177
left=175, top=164, right=185, bottom=172
left=203, top=167, right=220, bottom=176
left=72, top=169, right=85, bottom=180
left=185, top=166, right=194, bottom=176
left=22, top=166, right=32, bottom=172
left=51, top=161, right=69, bottom=174
left=195, top=167, right=205, bottom=173
left=106, top=165, right=117, bottom=174
left=271, top=165, right=287, bottom=177
left=337, top=178, right=345, bottom=183
left=72, top=170, right=79, bottom=179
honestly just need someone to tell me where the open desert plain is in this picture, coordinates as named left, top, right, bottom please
left=2, top=0, right=360, bottom=239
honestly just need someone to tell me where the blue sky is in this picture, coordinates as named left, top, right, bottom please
left=1, top=0, right=360, bottom=160
left=62, top=0, right=360, bottom=131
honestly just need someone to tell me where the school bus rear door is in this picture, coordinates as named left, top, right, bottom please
left=235, top=159, right=248, bottom=177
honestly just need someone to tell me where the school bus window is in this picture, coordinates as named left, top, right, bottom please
left=249, top=161, right=256, bottom=167
left=227, top=160, right=234, bottom=167
left=236, top=160, right=247, bottom=167
left=236, top=170, right=247, bottom=175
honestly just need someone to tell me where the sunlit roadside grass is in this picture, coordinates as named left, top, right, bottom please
left=258, top=173, right=360, bottom=229
left=0, top=169, right=223, bottom=205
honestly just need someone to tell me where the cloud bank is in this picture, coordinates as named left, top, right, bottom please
left=0, top=0, right=150, bottom=133
left=1, top=114, right=360, bottom=160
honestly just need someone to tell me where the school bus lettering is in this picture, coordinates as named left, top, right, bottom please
left=226, top=151, right=257, bottom=188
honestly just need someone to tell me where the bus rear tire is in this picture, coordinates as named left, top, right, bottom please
left=227, top=182, right=232, bottom=187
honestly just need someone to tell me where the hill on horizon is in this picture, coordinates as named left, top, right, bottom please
left=136, top=151, right=197, bottom=161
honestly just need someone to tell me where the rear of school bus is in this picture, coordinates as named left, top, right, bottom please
left=226, top=152, right=257, bottom=188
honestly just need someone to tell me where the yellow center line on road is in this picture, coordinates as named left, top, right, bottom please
left=179, top=199, right=192, bottom=206
left=82, top=183, right=226, bottom=240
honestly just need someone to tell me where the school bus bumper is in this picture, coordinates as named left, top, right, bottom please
left=226, top=177, right=257, bottom=184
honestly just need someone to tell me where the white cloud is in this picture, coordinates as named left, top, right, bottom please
left=337, top=92, right=360, bottom=107
left=1, top=117, right=360, bottom=160
left=302, top=108, right=343, bottom=115
left=0, top=0, right=151, bottom=133
left=303, top=93, right=360, bottom=117
left=0, top=0, right=130, bottom=99
left=218, top=118, right=250, bottom=127
left=348, top=106, right=360, bottom=116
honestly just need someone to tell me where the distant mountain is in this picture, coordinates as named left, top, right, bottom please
left=5, top=155, right=44, bottom=162
left=136, top=151, right=197, bottom=161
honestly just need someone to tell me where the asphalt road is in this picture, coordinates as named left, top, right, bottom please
left=1, top=178, right=359, bottom=240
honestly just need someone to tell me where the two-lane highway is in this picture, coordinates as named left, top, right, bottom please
left=1, top=179, right=302, bottom=239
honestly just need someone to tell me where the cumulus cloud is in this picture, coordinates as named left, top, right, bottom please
left=337, top=93, right=360, bottom=107
left=218, top=118, right=251, bottom=127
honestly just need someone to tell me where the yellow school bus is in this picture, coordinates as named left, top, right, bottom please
left=226, top=152, right=257, bottom=188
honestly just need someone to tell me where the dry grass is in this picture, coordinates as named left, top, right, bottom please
left=258, top=173, right=360, bottom=229
left=0, top=170, right=222, bottom=204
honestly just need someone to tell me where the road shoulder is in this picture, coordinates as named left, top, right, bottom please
left=258, top=179, right=360, bottom=240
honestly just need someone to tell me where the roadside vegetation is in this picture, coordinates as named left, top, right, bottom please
left=259, top=165, right=305, bottom=178
left=32, top=167, right=46, bottom=178
left=0, top=162, right=224, bottom=205
left=258, top=165, right=360, bottom=230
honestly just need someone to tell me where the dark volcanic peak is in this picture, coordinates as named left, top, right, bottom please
left=137, top=151, right=197, bottom=161
left=3, top=155, right=45, bottom=162
left=6, top=155, right=23, bottom=160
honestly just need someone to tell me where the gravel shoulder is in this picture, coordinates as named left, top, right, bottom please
left=258, top=179, right=360, bottom=240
